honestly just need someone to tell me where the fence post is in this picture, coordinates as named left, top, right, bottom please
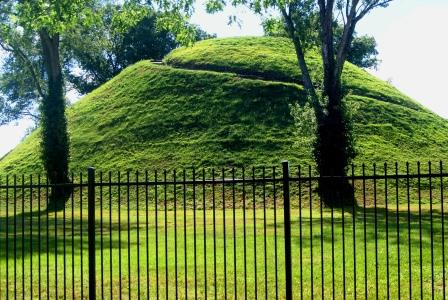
left=87, top=167, right=96, bottom=300
left=282, top=160, right=293, bottom=300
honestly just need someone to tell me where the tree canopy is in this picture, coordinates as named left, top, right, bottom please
left=64, top=4, right=215, bottom=94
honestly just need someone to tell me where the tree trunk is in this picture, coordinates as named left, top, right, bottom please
left=314, top=79, right=354, bottom=207
left=312, top=3, right=356, bottom=208
left=39, top=29, right=71, bottom=210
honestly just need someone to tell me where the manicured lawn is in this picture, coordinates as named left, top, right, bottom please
left=0, top=203, right=446, bottom=299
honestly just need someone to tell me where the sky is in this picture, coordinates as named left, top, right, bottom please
left=1, top=0, right=448, bottom=157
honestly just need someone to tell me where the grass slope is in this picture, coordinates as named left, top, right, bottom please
left=1, top=37, right=448, bottom=173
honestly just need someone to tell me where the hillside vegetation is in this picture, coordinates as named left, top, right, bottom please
left=1, top=36, right=447, bottom=174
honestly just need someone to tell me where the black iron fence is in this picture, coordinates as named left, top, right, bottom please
left=0, top=161, right=446, bottom=299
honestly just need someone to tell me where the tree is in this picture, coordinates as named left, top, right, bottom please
left=344, top=34, right=378, bottom=69
left=263, top=16, right=379, bottom=69
left=198, top=0, right=392, bottom=206
left=284, top=0, right=392, bottom=206
left=0, top=0, right=98, bottom=209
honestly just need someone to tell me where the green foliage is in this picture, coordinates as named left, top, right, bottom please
left=1, top=37, right=448, bottom=174
left=0, top=39, right=41, bottom=123
left=0, top=26, right=45, bottom=124
left=64, top=5, right=214, bottom=94
left=290, top=101, right=316, bottom=157
left=63, top=6, right=175, bottom=94
left=14, top=0, right=97, bottom=34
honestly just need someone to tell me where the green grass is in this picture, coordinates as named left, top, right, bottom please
left=164, top=37, right=424, bottom=111
left=0, top=203, right=446, bottom=299
left=1, top=37, right=448, bottom=174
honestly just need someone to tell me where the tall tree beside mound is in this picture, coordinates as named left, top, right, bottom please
left=1, top=0, right=208, bottom=208
left=293, top=0, right=391, bottom=207
left=0, top=0, right=99, bottom=209
left=200, top=0, right=393, bottom=207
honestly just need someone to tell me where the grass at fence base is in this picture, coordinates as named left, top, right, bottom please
left=0, top=205, right=446, bottom=299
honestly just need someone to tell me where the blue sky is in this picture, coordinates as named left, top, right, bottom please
left=1, top=0, right=447, bottom=157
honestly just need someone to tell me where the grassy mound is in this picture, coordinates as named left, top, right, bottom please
left=1, top=37, right=447, bottom=174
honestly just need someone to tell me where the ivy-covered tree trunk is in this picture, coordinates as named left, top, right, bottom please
left=39, top=29, right=70, bottom=209
left=314, top=87, right=354, bottom=207
left=309, top=5, right=355, bottom=208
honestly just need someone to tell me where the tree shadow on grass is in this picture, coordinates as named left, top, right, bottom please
left=0, top=205, right=158, bottom=260
left=271, top=206, right=447, bottom=249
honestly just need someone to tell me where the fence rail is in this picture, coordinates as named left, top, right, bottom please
left=0, top=161, right=446, bottom=299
